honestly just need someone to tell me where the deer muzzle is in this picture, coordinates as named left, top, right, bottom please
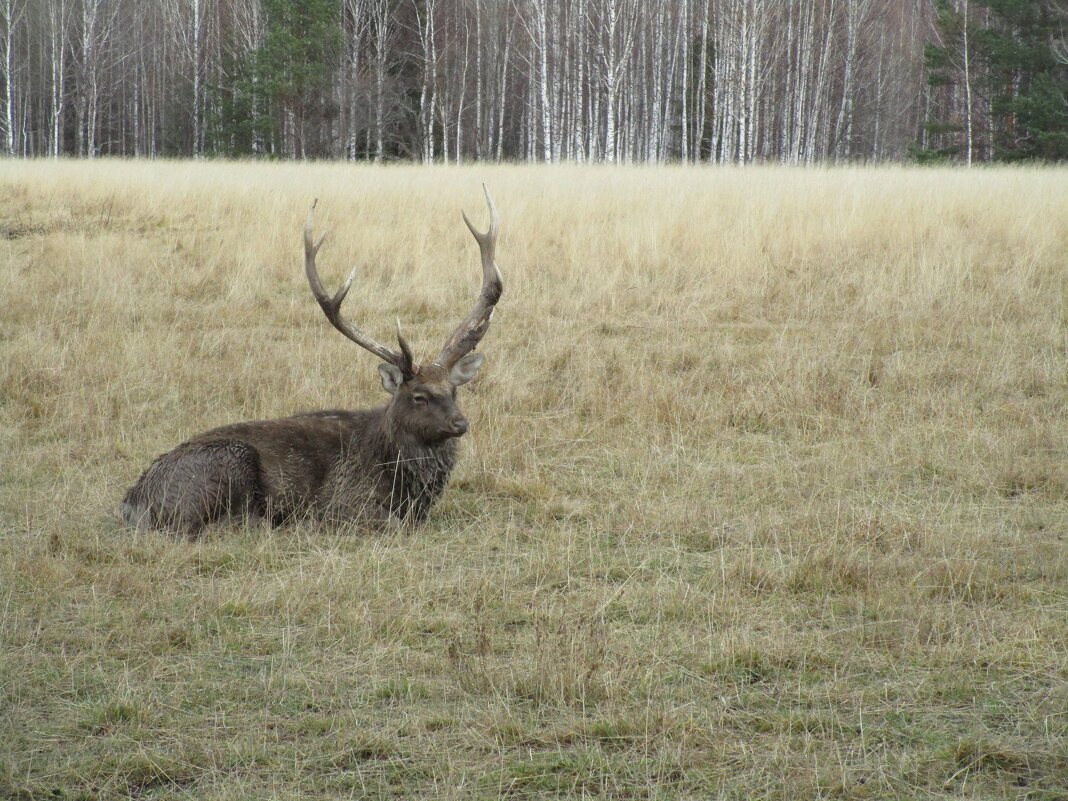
left=446, top=418, right=469, bottom=438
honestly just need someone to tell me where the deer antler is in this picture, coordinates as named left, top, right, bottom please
left=304, top=201, right=414, bottom=376
left=435, top=184, right=504, bottom=369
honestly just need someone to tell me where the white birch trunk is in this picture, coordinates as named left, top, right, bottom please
left=474, top=0, right=483, bottom=159
left=746, top=0, right=760, bottom=162
left=1, top=0, right=20, bottom=156
left=495, top=15, right=510, bottom=162
left=961, top=0, right=973, bottom=166
left=48, top=0, right=69, bottom=157
left=532, top=0, right=552, bottom=162
left=192, top=0, right=202, bottom=156
left=833, top=0, right=856, bottom=161
left=805, top=0, right=837, bottom=164
left=416, top=0, right=437, bottom=163
left=695, top=0, right=709, bottom=161
left=455, top=19, right=469, bottom=162
left=791, top=0, right=813, bottom=163
left=370, top=0, right=390, bottom=162
left=679, top=0, right=690, bottom=161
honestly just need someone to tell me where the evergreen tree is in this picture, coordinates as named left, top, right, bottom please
left=918, top=0, right=977, bottom=162
left=980, top=0, right=1068, bottom=160
left=919, top=0, right=1068, bottom=162
left=214, top=0, right=341, bottom=158
left=213, top=50, right=274, bottom=157
left=261, top=0, right=342, bottom=158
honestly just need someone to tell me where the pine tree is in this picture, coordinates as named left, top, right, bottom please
left=213, top=0, right=341, bottom=158
left=261, top=0, right=342, bottom=158
left=980, top=0, right=1068, bottom=160
left=212, top=49, right=274, bottom=157
left=919, top=0, right=1068, bottom=162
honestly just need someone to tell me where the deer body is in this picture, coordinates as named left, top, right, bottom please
left=122, top=407, right=457, bottom=531
left=122, top=190, right=502, bottom=536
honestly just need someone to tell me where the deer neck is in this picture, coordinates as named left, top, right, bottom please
left=379, top=425, right=458, bottom=522
left=376, top=406, right=458, bottom=475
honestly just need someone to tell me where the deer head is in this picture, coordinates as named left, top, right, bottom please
left=303, top=187, right=503, bottom=443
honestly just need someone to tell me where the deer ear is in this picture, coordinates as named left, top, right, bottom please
left=379, top=363, right=404, bottom=395
left=449, top=353, right=484, bottom=386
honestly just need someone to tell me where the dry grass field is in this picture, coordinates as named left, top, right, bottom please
left=1, top=160, right=1067, bottom=800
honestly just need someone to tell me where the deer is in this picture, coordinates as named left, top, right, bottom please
left=121, top=188, right=502, bottom=536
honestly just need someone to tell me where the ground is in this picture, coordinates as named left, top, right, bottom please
left=1, top=161, right=1066, bottom=800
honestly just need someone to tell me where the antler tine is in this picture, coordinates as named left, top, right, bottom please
left=304, top=202, right=411, bottom=374
left=435, top=185, right=504, bottom=369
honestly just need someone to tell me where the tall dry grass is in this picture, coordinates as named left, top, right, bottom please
left=1, top=160, right=1066, bottom=800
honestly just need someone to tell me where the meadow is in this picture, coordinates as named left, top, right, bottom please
left=1, top=160, right=1066, bottom=800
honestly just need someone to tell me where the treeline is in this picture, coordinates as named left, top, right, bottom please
left=0, top=0, right=1064, bottom=163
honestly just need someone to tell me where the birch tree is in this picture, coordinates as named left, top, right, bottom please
left=367, top=0, right=395, bottom=161
left=528, top=0, right=552, bottom=161
left=0, top=0, right=24, bottom=155
left=595, top=0, right=638, bottom=163
left=73, top=0, right=120, bottom=157
left=47, top=0, right=72, bottom=156
left=414, top=0, right=439, bottom=163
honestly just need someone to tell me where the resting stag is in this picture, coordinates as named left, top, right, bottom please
left=122, top=188, right=503, bottom=535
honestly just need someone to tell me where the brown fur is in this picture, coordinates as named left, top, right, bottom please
left=121, top=369, right=471, bottom=536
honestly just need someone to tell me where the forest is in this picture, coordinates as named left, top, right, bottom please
left=0, top=0, right=1065, bottom=164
